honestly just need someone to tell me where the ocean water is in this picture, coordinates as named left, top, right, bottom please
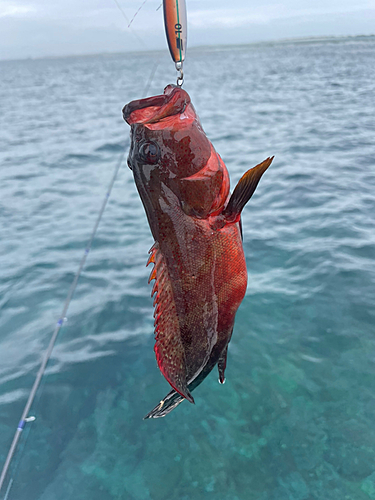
left=0, top=37, right=375, bottom=500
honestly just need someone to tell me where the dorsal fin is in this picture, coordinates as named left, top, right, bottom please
left=223, top=156, right=273, bottom=223
left=147, top=243, right=194, bottom=404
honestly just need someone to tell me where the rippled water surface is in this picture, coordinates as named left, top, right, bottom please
left=1, top=37, right=375, bottom=500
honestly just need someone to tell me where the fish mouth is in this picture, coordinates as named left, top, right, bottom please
left=123, top=84, right=191, bottom=126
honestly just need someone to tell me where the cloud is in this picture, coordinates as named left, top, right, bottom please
left=0, top=0, right=374, bottom=59
left=189, top=2, right=374, bottom=29
left=0, top=1, right=36, bottom=17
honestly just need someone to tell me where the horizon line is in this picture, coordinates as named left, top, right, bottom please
left=0, top=33, right=374, bottom=63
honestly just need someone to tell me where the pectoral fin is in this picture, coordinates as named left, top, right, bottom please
left=223, top=156, right=273, bottom=223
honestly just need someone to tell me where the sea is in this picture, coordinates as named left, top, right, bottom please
left=0, top=36, right=374, bottom=500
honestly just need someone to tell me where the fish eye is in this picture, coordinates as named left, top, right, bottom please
left=138, top=141, right=160, bottom=164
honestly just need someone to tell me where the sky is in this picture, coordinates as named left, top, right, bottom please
left=0, top=0, right=374, bottom=60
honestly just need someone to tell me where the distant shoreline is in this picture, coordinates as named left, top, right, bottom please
left=1, top=34, right=374, bottom=64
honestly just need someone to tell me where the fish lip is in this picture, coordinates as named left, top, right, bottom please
left=122, top=94, right=166, bottom=122
left=122, top=84, right=190, bottom=125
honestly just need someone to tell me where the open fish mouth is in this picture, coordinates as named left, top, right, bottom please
left=122, top=84, right=191, bottom=126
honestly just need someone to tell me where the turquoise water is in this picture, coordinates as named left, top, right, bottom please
left=1, top=37, right=375, bottom=499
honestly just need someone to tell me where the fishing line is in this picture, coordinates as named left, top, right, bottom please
left=128, top=0, right=148, bottom=28
left=112, top=0, right=147, bottom=49
left=112, top=0, right=131, bottom=24
left=0, top=67, right=159, bottom=500
left=143, top=58, right=160, bottom=96
left=113, top=0, right=164, bottom=47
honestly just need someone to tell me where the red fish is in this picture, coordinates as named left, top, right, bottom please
left=123, top=85, right=272, bottom=418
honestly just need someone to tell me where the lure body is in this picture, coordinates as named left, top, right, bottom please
left=163, top=0, right=187, bottom=64
left=123, top=85, right=272, bottom=418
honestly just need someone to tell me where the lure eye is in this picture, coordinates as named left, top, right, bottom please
left=139, top=141, right=160, bottom=164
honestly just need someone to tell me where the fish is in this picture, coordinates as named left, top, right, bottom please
left=123, top=84, right=273, bottom=418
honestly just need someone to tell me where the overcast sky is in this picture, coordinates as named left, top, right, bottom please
left=0, top=0, right=374, bottom=60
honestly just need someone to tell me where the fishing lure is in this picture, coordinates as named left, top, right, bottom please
left=163, top=0, right=187, bottom=85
